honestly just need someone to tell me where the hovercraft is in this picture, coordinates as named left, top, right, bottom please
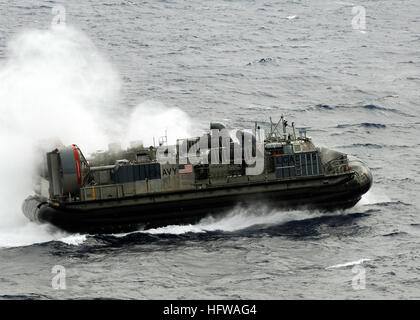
left=22, top=117, right=372, bottom=233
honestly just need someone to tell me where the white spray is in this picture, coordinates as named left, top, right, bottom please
left=0, top=25, right=201, bottom=247
left=143, top=206, right=339, bottom=235
left=0, top=26, right=121, bottom=247
left=126, top=100, right=199, bottom=147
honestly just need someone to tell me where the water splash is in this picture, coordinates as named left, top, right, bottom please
left=0, top=26, right=203, bottom=248
left=357, top=190, right=391, bottom=207
left=58, top=234, right=87, bottom=246
left=143, top=206, right=339, bottom=235
left=0, top=26, right=120, bottom=247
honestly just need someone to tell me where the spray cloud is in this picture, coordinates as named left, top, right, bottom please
left=0, top=26, right=121, bottom=246
left=0, top=24, right=202, bottom=246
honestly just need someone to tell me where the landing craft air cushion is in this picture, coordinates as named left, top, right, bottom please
left=22, top=117, right=373, bottom=233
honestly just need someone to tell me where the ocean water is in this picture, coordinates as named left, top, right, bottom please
left=0, top=0, right=419, bottom=299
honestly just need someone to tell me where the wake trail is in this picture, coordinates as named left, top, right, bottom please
left=142, top=206, right=343, bottom=235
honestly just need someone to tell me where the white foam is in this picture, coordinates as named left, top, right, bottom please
left=326, top=258, right=371, bottom=269
left=0, top=222, right=68, bottom=248
left=334, top=1, right=355, bottom=6
left=357, top=189, right=391, bottom=206
left=57, top=234, right=87, bottom=246
left=145, top=224, right=206, bottom=235
left=143, top=206, right=335, bottom=235
left=0, top=225, right=87, bottom=248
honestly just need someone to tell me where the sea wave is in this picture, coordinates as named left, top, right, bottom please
left=310, top=104, right=414, bottom=117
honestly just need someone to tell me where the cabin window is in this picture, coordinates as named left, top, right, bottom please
left=293, top=145, right=301, bottom=152
left=137, top=154, right=150, bottom=162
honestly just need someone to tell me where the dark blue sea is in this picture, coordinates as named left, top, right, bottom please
left=0, top=0, right=419, bottom=299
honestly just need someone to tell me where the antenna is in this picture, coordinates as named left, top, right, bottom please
left=281, top=115, right=287, bottom=140
left=158, top=129, right=168, bottom=146
left=267, top=117, right=284, bottom=141
left=269, top=117, right=273, bottom=137
left=292, top=122, right=296, bottom=140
